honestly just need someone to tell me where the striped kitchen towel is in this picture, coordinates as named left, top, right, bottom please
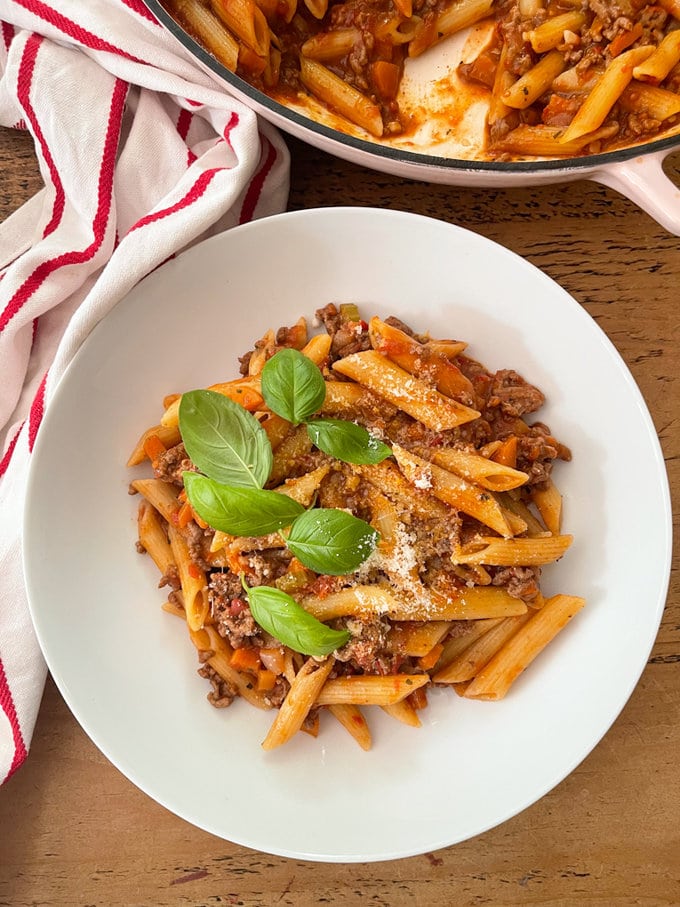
left=0, top=0, right=290, bottom=784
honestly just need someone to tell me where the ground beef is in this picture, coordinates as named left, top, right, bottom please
left=183, top=521, right=214, bottom=571
left=490, top=565, right=541, bottom=601
left=486, top=370, right=545, bottom=418
left=153, top=442, right=196, bottom=486
left=334, top=617, right=399, bottom=674
left=209, top=572, right=266, bottom=648
left=197, top=663, right=238, bottom=707
left=315, top=302, right=372, bottom=360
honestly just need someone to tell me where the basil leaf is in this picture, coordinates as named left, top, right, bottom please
left=260, top=348, right=326, bottom=425
left=286, top=508, right=379, bottom=575
left=244, top=582, right=350, bottom=657
left=179, top=389, right=272, bottom=489
left=183, top=472, right=304, bottom=536
left=306, top=419, right=392, bottom=465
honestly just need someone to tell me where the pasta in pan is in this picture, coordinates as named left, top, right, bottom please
left=128, top=305, right=584, bottom=751
left=160, top=0, right=680, bottom=157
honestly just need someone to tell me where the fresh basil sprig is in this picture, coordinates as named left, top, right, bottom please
left=287, top=509, right=379, bottom=575
left=179, top=389, right=272, bottom=488
left=243, top=578, right=350, bottom=656
left=183, top=472, right=304, bottom=536
left=261, top=348, right=326, bottom=425
left=306, top=419, right=391, bottom=465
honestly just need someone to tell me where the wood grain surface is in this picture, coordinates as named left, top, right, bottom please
left=0, top=124, right=678, bottom=907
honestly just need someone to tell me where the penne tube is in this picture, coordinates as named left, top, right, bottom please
left=618, top=82, right=680, bottom=121
left=450, top=534, right=573, bottom=566
left=381, top=699, right=422, bottom=727
left=127, top=423, right=182, bottom=466
left=392, top=444, right=514, bottom=537
left=463, top=594, right=586, bottom=699
left=168, top=525, right=208, bottom=631
left=315, top=674, right=429, bottom=706
left=501, top=50, right=566, bottom=109
left=259, top=412, right=292, bottom=450
left=425, top=339, right=468, bottom=358
left=137, top=500, right=174, bottom=575
left=490, top=123, right=619, bottom=156
left=262, top=657, right=334, bottom=750
left=357, top=460, right=454, bottom=522
left=409, top=0, right=495, bottom=57
left=300, top=57, right=384, bottom=137
left=301, top=28, right=361, bottom=62
left=632, top=30, right=680, bottom=85
left=301, top=584, right=528, bottom=621
left=530, top=478, right=563, bottom=534
left=210, top=0, right=270, bottom=57
left=131, top=477, right=179, bottom=523
left=301, top=330, right=332, bottom=365
left=161, top=376, right=263, bottom=427
left=169, top=0, right=239, bottom=70
left=368, top=316, right=474, bottom=400
left=525, top=10, right=586, bottom=53
left=269, top=424, right=313, bottom=485
left=430, top=447, right=528, bottom=491
left=432, top=618, right=504, bottom=672
left=498, top=491, right=550, bottom=537
left=389, top=620, right=452, bottom=657
left=433, top=614, right=530, bottom=682
left=333, top=350, right=480, bottom=430
left=560, top=46, right=656, bottom=144
left=327, top=703, right=373, bottom=749
left=433, top=613, right=532, bottom=682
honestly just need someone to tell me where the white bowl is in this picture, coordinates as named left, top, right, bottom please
left=23, top=208, right=671, bottom=861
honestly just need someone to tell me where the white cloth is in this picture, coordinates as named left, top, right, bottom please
left=0, top=0, right=290, bottom=783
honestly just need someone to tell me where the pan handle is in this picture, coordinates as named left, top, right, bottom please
left=590, top=149, right=680, bottom=235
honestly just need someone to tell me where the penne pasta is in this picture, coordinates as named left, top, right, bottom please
left=559, top=46, right=656, bottom=144
left=392, top=444, right=514, bottom=537
left=130, top=303, right=581, bottom=751
left=328, top=703, right=373, bottom=749
left=450, top=534, right=573, bottom=566
left=262, top=657, right=334, bottom=750
left=299, top=57, right=384, bottom=137
left=333, top=350, right=480, bottom=431
left=315, top=674, right=429, bottom=706
left=463, top=594, right=586, bottom=699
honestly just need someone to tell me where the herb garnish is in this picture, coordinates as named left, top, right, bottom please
left=179, top=389, right=272, bottom=488
left=261, top=348, right=391, bottom=466
left=242, top=578, right=350, bottom=656
left=178, top=346, right=389, bottom=647
left=183, top=472, right=305, bottom=536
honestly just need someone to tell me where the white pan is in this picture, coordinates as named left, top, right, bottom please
left=143, top=0, right=680, bottom=235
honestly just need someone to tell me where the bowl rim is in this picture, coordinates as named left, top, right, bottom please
left=143, top=0, right=680, bottom=175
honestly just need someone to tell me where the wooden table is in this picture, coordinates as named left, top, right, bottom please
left=0, top=123, right=678, bottom=907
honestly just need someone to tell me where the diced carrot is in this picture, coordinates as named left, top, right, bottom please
left=609, top=22, right=643, bottom=57
left=257, top=669, right=278, bottom=691
left=370, top=60, right=401, bottom=100
left=491, top=435, right=518, bottom=468
left=177, top=500, right=194, bottom=529
left=188, top=562, right=202, bottom=580
left=230, top=647, right=261, bottom=673
left=418, top=643, right=444, bottom=671
left=142, top=434, right=166, bottom=464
